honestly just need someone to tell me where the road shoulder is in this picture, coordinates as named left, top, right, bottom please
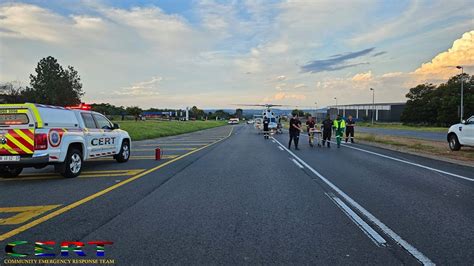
left=355, top=135, right=474, bottom=168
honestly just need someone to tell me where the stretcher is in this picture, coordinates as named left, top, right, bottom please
left=309, top=128, right=322, bottom=147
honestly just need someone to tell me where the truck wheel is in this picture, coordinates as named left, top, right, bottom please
left=60, top=148, right=83, bottom=178
left=115, top=140, right=130, bottom=163
left=0, top=166, right=23, bottom=178
left=448, top=134, right=461, bottom=151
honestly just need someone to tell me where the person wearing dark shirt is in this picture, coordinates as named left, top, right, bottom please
left=345, top=115, right=355, bottom=143
left=321, top=114, right=333, bottom=148
left=263, top=116, right=270, bottom=139
left=306, top=115, right=316, bottom=147
left=288, top=114, right=302, bottom=150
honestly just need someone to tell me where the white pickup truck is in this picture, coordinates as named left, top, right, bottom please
left=0, top=103, right=131, bottom=178
left=447, top=115, right=474, bottom=151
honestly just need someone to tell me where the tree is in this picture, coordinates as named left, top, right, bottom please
left=213, top=110, right=230, bottom=120
left=234, top=108, right=243, bottom=119
left=126, top=106, right=143, bottom=120
left=0, top=82, right=26, bottom=103
left=24, top=56, right=84, bottom=105
left=190, top=106, right=205, bottom=119
left=91, top=103, right=126, bottom=116
left=401, top=74, right=473, bottom=126
left=400, top=83, right=437, bottom=125
left=291, top=109, right=304, bottom=117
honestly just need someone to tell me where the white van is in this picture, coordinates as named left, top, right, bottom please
left=228, top=118, right=240, bottom=124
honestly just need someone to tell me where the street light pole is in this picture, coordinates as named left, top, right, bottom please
left=334, top=97, right=338, bottom=116
left=456, top=66, right=464, bottom=122
left=369, top=88, right=375, bottom=125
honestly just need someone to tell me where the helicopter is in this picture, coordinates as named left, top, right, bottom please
left=235, top=104, right=287, bottom=135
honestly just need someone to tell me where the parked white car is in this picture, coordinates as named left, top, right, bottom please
left=0, top=103, right=131, bottom=178
left=447, top=115, right=474, bottom=151
left=228, top=118, right=239, bottom=124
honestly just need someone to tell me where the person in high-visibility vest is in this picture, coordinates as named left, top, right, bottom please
left=333, top=114, right=346, bottom=148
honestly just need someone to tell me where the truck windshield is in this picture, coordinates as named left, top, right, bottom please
left=0, top=113, right=29, bottom=125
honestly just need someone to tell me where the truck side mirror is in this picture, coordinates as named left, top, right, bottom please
left=113, top=123, right=120, bottom=129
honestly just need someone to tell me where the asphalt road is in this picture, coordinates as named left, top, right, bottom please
left=0, top=124, right=473, bottom=265
left=357, top=126, right=446, bottom=142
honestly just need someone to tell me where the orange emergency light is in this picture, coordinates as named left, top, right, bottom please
left=66, top=103, right=92, bottom=110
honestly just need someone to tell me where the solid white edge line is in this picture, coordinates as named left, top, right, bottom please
left=338, top=142, right=473, bottom=182
left=300, top=130, right=473, bottom=182
left=302, top=127, right=472, bottom=181
left=272, top=137, right=434, bottom=265
left=291, top=158, right=304, bottom=169
left=327, top=194, right=386, bottom=247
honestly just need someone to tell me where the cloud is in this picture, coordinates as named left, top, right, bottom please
left=115, top=76, right=162, bottom=97
left=265, top=92, right=306, bottom=102
left=0, top=1, right=472, bottom=109
left=349, top=1, right=472, bottom=46
left=413, top=30, right=474, bottom=81
left=0, top=4, right=67, bottom=43
left=293, top=83, right=307, bottom=89
left=301, top=47, right=375, bottom=73
left=372, top=51, right=387, bottom=57
left=352, top=71, right=373, bottom=82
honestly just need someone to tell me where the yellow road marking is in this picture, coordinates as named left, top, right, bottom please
left=0, top=169, right=145, bottom=181
left=155, top=139, right=222, bottom=142
left=140, top=143, right=211, bottom=146
left=91, top=155, right=179, bottom=161
left=0, top=126, right=233, bottom=241
left=142, top=143, right=205, bottom=146
left=134, top=148, right=196, bottom=151
left=0, top=205, right=61, bottom=225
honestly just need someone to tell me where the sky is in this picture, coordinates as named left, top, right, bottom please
left=0, top=0, right=473, bottom=109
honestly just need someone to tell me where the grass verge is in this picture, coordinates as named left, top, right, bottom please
left=357, top=132, right=474, bottom=165
left=357, top=122, right=447, bottom=133
left=118, top=120, right=227, bottom=141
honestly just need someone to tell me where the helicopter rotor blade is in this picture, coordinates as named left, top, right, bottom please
left=232, top=103, right=291, bottom=107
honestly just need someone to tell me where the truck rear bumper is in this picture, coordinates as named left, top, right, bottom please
left=0, top=154, right=49, bottom=166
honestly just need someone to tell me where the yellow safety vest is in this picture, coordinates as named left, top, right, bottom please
left=333, top=119, right=346, bottom=129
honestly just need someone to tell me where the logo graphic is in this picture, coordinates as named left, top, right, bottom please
left=0, top=135, right=6, bottom=145
left=5, top=241, right=113, bottom=257
left=48, top=129, right=65, bottom=147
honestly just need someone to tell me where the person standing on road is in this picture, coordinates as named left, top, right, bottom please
left=288, top=114, right=302, bottom=150
left=306, top=115, right=316, bottom=147
left=263, top=116, right=270, bottom=139
left=345, top=115, right=355, bottom=143
left=333, top=114, right=346, bottom=148
left=321, top=114, right=332, bottom=148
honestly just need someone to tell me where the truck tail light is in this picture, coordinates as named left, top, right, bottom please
left=34, top=133, right=48, bottom=150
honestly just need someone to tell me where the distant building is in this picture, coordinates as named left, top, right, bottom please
left=326, top=102, right=406, bottom=122
left=142, top=111, right=172, bottom=119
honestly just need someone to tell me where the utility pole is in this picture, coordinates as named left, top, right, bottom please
left=456, top=66, right=464, bottom=122
left=370, top=88, right=375, bottom=125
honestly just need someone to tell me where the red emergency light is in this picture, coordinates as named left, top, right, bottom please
left=66, top=103, right=92, bottom=110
